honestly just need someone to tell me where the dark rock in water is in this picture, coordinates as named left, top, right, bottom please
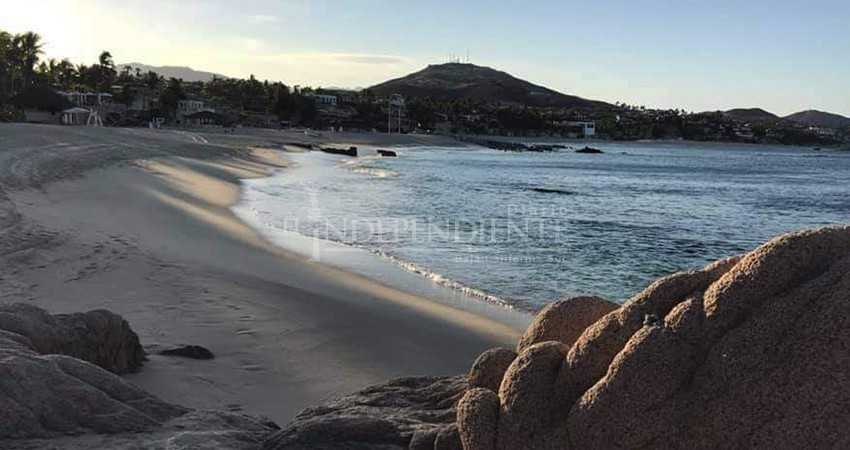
left=0, top=303, right=277, bottom=447
left=464, top=139, right=571, bottom=153
left=285, top=142, right=313, bottom=150
left=320, top=146, right=358, bottom=157
left=262, top=375, right=466, bottom=450
left=531, top=187, right=575, bottom=195
left=575, top=146, right=604, bottom=154
left=528, top=144, right=568, bottom=152
left=159, top=345, right=215, bottom=360
left=464, top=138, right=529, bottom=152
left=377, top=149, right=397, bottom=157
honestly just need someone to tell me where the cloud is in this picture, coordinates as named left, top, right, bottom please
left=261, top=52, right=409, bottom=65
left=251, top=14, right=280, bottom=23
left=232, top=37, right=264, bottom=52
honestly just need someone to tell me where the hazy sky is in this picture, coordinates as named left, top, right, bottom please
left=2, top=0, right=848, bottom=115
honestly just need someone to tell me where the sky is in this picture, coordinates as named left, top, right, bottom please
left=1, top=0, right=848, bottom=116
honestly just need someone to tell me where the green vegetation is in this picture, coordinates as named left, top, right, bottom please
left=1, top=28, right=847, bottom=147
left=0, top=29, right=319, bottom=125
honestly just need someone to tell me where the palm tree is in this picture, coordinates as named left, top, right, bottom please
left=0, top=31, right=13, bottom=96
left=55, top=59, right=77, bottom=90
left=11, top=31, right=43, bottom=90
left=98, top=51, right=114, bottom=69
left=159, top=77, right=185, bottom=118
left=145, top=71, right=162, bottom=90
left=96, top=51, right=116, bottom=92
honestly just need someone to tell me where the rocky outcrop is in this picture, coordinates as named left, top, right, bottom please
left=0, top=303, right=278, bottom=448
left=467, top=347, right=517, bottom=392
left=497, top=342, right=569, bottom=450
left=516, top=296, right=618, bottom=353
left=262, top=376, right=467, bottom=449
left=457, top=389, right=499, bottom=450
left=8, top=225, right=849, bottom=449
left=455, top=226, right=850, bottom=449
left=8, top=410, right=279, bottom=450
left=0, top=303, right=145, bottom=374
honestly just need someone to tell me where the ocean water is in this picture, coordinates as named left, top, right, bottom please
left=234, top=142, right=850, bottom=312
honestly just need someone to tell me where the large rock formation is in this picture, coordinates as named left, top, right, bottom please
left=456, top=226, right=850, bottom=449
left=516, top=296, right=618, bottom=353
left=0, top=303, right=146, bottom=374
left=0, top=303, right=278, bottom=449
left=262, top=376, right=467, bottom=450
left=6, top=226, right=849, bottom=449
left=466, top=347, right=517, bottom=392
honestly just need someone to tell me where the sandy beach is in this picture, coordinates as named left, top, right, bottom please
left=0, top=123, right=521, bottom=424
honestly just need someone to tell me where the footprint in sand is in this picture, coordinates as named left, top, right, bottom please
left=241, top=364, right=266, bottom=372
left=236, top=328, right=258, bottom=336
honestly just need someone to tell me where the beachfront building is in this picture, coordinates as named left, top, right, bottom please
left=178, top=99, right=206, bottom=114
left=58, top=91, right=126, bottom=125
left=61, top=107, right=92, bottom=125
left=10, top=86, right=74, bottom=124
left=127, top=87, right=158, bottom=112
left=184, top=110, right=226, bottom=126
left=568, top=121, right=596, bottom=138
left=550, top=119, right=596, bottom=138
left=61, top=91, right=113, bottom=107
left=176, top=99, right=216, bottom=126
left=312, top=94, right=338, bottom=106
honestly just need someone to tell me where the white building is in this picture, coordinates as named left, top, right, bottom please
left=128, top=87, right=157, bottom=112
left=567, top=121, right=596, bottom=138
left=313, top=94, right=338, bottom=106
left=176, top=99, right=215, bottom=125
left=178, top=99, right=207, bottom=114
left=60, top=92, right=113, bottom=107
left=61, top=107, right=92, bottom=125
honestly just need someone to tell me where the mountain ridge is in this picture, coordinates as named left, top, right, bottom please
left=783, top=109, right=850, bottom=128
left=369, top=63, right=611, bottom=109
left=723, top=107, right=778, bottom=121
left=117, top=63, right=228, bottom=82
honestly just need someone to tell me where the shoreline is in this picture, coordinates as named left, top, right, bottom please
left=0, top=124, right=521, bottom=424
left=455, top=133, right=847, bottom=150
left=231, top=148, right=532, bottom=328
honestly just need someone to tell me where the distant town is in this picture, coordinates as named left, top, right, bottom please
left=2, top=30, right=848, bottom=148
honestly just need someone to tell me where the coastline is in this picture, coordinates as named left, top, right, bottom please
left=231, top=148, right=532, bottom=327
left=0, top=124, right=521, bottom=424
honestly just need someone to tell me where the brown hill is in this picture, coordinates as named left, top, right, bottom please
left=784, top=109, right=850, bottom=128
left=369, top=63, right=611, bottom=109
left=118, top=63, right=228, bottom=82
left=723, top=107, right=778, bottom=122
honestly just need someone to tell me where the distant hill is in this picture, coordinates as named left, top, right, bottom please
left=783, top=110, right=850, bottom=128
left=118, top=63, right=227, bottom=82
left=724, top=108, right=778, bottom=122
left=369, top=63, right=610, bottom=109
